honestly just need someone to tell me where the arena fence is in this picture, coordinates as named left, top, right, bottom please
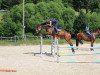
left=0, top=35, right=99, bottom=45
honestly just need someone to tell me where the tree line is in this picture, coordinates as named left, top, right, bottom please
left=0, top=0, right=100, bottom=36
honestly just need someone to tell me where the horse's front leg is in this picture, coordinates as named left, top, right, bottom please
left=91, top=41, right=94, bottom=51
left=67, top=40, right=75, bottom=54
left=70, top=44, right=75, bottom=54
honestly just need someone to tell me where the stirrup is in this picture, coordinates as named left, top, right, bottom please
left=54, top=31, right=58, bottom=34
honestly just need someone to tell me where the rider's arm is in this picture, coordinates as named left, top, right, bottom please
left=49, top=21, right=52, bottom=26
left=47, top=21, right=52, bottom=26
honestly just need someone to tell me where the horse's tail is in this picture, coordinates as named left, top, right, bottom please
left=76, top=33, right=83, bottom=46
left=71, top=33, right=76, bottom=39
left=76, top=38, right=79, bottom=46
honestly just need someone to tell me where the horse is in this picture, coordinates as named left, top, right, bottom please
left=36, top=24, right=75, bottom=53
left=76, top=28, right=100, bottom=50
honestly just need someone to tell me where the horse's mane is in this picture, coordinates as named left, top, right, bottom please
left=98, top=27, right=100, bottom=30
left=40, top=22, right=47, bottom=26
left=94, top=27, right=100, bottom=31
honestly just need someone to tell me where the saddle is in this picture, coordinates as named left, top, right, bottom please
left=50, top=26, right=62, bottom=34
left=85, top=32, right=91, bottom=40
left=55, top=27, right=62, bottom=34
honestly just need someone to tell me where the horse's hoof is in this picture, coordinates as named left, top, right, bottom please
left=91, top=49, right=94, bottom=51
left=34, top=54, right=35, bottom=56
left=90, top=48, right=94, bottom=51
left=73, top=52, right=75, bottom=54
left=76, top=48, right=78, bottom=50
left=72, top=51, right=75, bottom=54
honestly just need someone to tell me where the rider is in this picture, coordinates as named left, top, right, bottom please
left=85, top=23, right=91, bottom=39
left=46, top=18, right=59, bottom=34
left=79, top=22, right=91, bottom=44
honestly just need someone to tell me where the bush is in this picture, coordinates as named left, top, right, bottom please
left=86, top=12, right=100, bottom=31
left=62, top=7, right=76, bottom=33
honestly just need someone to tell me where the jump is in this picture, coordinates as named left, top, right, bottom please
left=36, top=19, right=75, bottom=53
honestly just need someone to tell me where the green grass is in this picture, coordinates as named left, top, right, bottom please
left=93, top=38, right=100, bottom=43
left=0, top=38, right=100, bottom=46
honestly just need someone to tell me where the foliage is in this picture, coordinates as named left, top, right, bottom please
left=62, top=0, right=73, bottom=7
left=73, top=11, right=100, bottom=34
left=25, top=3, right=36, bottom=34
left=72, top=0, right=100, bottom=13
left=0, top=0, right=22, bottom=9
left=0, top=0, right=100, bottom=37
left=86, top=12, right=100, bottom=31
left=62, top=7, right=76, bottom=33
left=1, top=5, right=23, bottom=36
left=73, top=11, right=87, bottom=34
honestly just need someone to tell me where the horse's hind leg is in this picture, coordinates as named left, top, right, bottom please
left=64, top=35, right=75, bottom=53
left=66, top=39, right=75, bottom=53
left=91, top=41, right=94, bottom=51
left=76, top=38, right=79, bottom=50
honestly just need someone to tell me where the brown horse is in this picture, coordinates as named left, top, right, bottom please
left=76, top=28, right=100, bottom=50
left=36, top=24, right=75, bottom=53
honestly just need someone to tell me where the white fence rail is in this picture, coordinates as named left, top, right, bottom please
left=0, top=35, right=99, bottom=42
left=0, top=35, right=52, bottom=42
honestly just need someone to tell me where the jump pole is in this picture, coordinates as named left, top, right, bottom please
left=40, top=35, right=55, bottom=56
left=66, top=46, right=100, bottom=49
left=51, top=37, right=56, bottom=56
left=51, top=37, right=59, bottom=62
left=50, top=36, right=59, bottom=56
left=51, top=36, right=54, bottom=55
left=56, top=37, right=59, bottom=63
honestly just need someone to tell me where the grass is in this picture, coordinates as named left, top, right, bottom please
left=0, top=38, right=100, bottom=46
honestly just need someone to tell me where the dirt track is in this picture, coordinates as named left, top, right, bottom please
left=0, top=44, right=100, bottom=75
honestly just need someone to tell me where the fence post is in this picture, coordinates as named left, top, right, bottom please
left=14, top=35, right=17, bottom=42
left=1, top=36, right=2, bottom=40
left=24, top=35, right=26, bottom=41
left=40, top=34, right=43, bottom=56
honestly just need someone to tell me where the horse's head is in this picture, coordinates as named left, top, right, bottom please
left=98, top=28, right=100, bottom=33
left=96, top=27, right=100, bottom=34
left=36, top=24, right=43, bottom=33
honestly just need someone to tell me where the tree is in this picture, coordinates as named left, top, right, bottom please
left=62, top=0, right=73, bottom=7
left=35, top=2, right=48, bottom=19
left=2, top=4, right=23, bottom=36
left=0, top=0, right=22, bottom=10
left=73, top=11, right=87, bottom=34
left=72, top=0, right=100, bottom=13
left=0, top=0, right=2, bottom=8
left=89, top=0, right=100, bottom=13
left=47, top=1, right=65, bottom=19
left=86, top=12, right=100, bottom=31
left=62, top=7, right=76, bottom=33
left=25, top=3, right=36, bottom=34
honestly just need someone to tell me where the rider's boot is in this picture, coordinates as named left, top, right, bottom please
left=54, top=28, right=58, bottom=34
left=87, top=34, right=91, bottom=40
left=79, top=40, right=83, bottom=44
